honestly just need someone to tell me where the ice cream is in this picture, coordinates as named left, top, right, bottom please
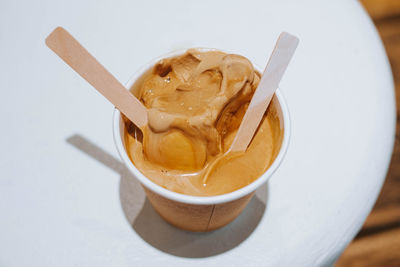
left=124, top=49, right=283, bottom=196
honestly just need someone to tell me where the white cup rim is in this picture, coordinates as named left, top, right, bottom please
left=112, top=48, right=291, bottom=205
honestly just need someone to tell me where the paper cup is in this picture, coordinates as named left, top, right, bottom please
left=113, top=49, right=290, bottom=232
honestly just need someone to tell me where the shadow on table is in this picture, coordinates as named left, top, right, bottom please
left=66, top=134, right=269, bottom=258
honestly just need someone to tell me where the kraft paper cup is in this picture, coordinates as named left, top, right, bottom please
left=113, top=49, right=290, bottom=232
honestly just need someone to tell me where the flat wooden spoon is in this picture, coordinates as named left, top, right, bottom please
left=230, top=32, right=299, bottom=152
left=203, top=32, right=299, bottom=184
left=45, top=27, right=148, bottom=130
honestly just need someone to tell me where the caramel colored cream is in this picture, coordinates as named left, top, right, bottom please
left=124, top=49, right=283, bottom=196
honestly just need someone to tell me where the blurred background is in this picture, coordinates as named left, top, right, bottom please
left=337, top=1, right=400, bottom=266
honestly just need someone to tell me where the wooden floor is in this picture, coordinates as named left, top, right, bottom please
left=336, top=1, right=400, bottom=266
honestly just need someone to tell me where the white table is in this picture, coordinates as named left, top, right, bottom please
left=0, top=0, right=395, bottom=266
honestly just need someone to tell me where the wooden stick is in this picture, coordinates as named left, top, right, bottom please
left=230, top=32, right=299, bottom=152
left=45, top=27, right=148, bottom=130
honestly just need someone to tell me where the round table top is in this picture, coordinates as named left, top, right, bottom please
left=0, top=0, right=395, bottom=266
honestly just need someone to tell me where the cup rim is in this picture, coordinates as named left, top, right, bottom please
left=112, top=48, right=291, bottom=205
